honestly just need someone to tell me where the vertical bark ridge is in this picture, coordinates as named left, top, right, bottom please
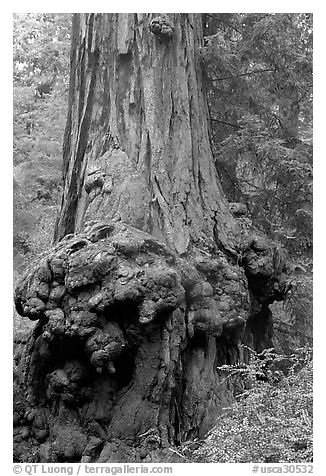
left=55, top=14, right=102, bottom=241
left=54, top=14, right=239, bottom=256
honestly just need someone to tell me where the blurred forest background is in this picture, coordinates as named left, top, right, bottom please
left=13, top=13, right=313, bottom=462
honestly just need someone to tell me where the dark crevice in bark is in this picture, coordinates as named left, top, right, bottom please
left=154, top=176, right=170, bottom=206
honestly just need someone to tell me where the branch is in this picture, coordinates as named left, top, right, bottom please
left=224, top=22, right=242, bottom=35
left=210, top=117, right=242, bottom=129
left=239, top=178, right=266, bottom=192
left=213, top=159, right=245, bottom=197
left=204, top=21, right=241, bottom=37
left=210, top=68, right=275, bottom=82
left=247, top=99, right=284, bottom=128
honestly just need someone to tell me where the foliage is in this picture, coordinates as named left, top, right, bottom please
left=13, top=14, right=71, bottom=334
left=13, top=14, right=71, bottom=275
left=189, top=347, right=313, bottom=463
left=13, top=13, right=71, bottom=85
left=272, top=266, right=313, bottom=353
left=203, top=13, right=313, bottom=347
left=203, top=13, right=312, bottom=258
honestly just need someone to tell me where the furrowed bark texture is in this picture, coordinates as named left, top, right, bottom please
left=14, top=14, right=289, bottom=463
left=54, top=13, right=237, bottom=255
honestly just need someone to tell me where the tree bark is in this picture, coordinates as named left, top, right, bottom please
left=54, top=13, right=238, bottom=256
left=14, top=13, right=289, bottom=463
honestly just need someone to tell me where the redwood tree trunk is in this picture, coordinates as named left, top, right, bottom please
left=14, top=13, right=289, bottom=463
left=54, top=13, right=238, bottom=255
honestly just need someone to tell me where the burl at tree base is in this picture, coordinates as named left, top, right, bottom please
left=14, top=14, right=289, bottom=463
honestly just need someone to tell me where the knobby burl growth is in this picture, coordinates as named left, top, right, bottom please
left=14, top=218, right=288, bottom=463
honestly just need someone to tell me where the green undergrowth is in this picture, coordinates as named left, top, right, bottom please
left=183, top=347, right=313, bottom=463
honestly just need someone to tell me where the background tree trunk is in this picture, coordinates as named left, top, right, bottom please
left=14, top=13, right=289, bottom=463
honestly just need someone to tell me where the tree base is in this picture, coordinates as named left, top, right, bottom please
left=14, top=221, right=288, bottom=463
